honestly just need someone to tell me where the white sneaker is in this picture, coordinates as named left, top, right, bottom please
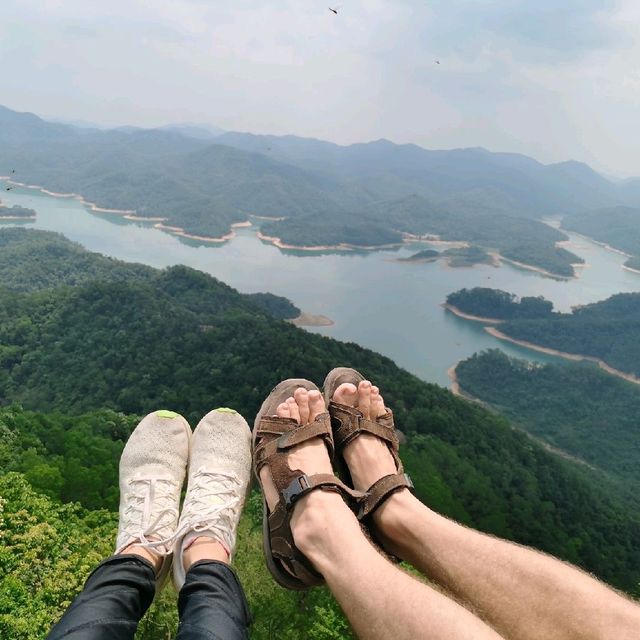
left=115, top=410, right=191, bottom=587
left=172, top=408, right=252, bottom=590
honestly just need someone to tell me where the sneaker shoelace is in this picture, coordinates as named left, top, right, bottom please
left=121, top=476, right=180, bottom=555
left=169, top=468, right=242, bottom=556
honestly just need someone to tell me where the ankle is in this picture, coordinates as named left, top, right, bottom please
left=182, top=536, right=230, bottom=571
left=372, top=490, right=426, bottom=550
left=291, top=490, right=358, bottom=565
left=121, top=543, right=163, bottom=574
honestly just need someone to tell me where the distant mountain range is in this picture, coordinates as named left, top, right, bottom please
left=1, top=104, right=637, bottom=277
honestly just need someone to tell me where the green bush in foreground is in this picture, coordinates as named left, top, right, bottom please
left=0, top=473, right=351, bottom=640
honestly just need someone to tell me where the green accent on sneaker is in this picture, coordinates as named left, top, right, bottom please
left=156, top=410, right=179, bottom=419
left=215, top=408, right=238, bottom=414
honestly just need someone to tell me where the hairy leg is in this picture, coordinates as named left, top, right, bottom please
left=375, top=493, right=640, bottom=640
left=338, top=380, right=640, bottom=640
left=259, top=388, right=504, bottom=640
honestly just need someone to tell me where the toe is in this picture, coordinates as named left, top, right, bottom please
left=308, top=390, right=326, bottom=421
left=358, top=380, right=372, bottom=418
left=371, top=386, right=387, bottom=417
left=333, top=382, right=358, bottom=406
left=276, top=402, right=290, bottom=418
left=294, top=387, right=310, bottom=424
left=287, top=397, right=301, bottom=424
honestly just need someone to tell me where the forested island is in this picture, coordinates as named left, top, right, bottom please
left=446, top=287, right=554, bottom=319
left=456, top=350, right=640, bottom=493
left=443, top=246, right=493, bottom=267
left=447, top=286, right=640, bottom=380
left=398, top=248, right=440, bottom=262
left=0, top=203, right=36, bottom=219
left=400, top=246, right=493, bottom=267
left=2, top=228, right=640, bottom=637
left=259, top=194, right=583, bottom=275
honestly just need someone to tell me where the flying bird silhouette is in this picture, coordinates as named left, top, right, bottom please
left=6, top=186, right=13, bottom=191
left=329, top=7, right=338, bottom=14
left=435, top=60, right=441, bottom=65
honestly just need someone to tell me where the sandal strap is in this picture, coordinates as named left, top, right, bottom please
left=268, top=472, right=366, bottom=586
left=329, top=401, right=398, bottom=451
left=255, top=412, right=335, bottom=471
left=359, top=473, right=414, bottom=520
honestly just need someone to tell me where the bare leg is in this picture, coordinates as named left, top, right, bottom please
left=259, top=388, right=504, bottom=640
left=337, top=381, right=640, bottom=640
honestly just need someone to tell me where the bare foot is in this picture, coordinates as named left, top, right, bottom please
left=258, top=387, right=349, bottom=564
left=259, top=387, right=334, bottom=512
left=333, top=380, right=398, bottom=492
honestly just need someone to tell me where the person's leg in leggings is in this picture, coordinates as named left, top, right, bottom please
left=46, top=410, right=192, bottom=639
left=47, top=555, right=156, bottom=640
left=336, top=380, right=640, bottom=640
left=175, top=556, right=251, bottom=640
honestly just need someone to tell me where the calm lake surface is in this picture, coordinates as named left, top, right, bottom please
left=3, top=182, right=640, bottom=387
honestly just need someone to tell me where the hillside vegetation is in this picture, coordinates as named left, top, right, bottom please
left=2, top=229, right=640, bottom=637
left=563, top=206, right=640, bottom=258
left=456, top=350, right=640, bottom=492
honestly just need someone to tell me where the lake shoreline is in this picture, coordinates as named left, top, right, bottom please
left=485, top=327, right=640, bottom=385
left=442, top=303, right=503, bottom=324
left=0, top=177, right=246, bottom=244
left=0, top=177, right=590, bottom=278
left=489, top=252, right=574, bottom=280
left=256, top=231, right=404, bottom=252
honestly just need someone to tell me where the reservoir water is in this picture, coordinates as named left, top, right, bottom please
left=3, top=182, right=639, bottom=387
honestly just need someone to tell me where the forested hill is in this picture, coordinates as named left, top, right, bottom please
left=0, top=103, right=622, bottom=276
left=456, top=350, right=640, bottom=493
left=562, top=206, right=640, bottom=270
left=0, top=228, right=299, bottom=318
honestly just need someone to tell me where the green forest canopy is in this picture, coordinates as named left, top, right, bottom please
left=456, top=350, right=640, bottom=492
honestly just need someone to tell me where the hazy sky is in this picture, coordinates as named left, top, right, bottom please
left=1, top=1, right=638, bottom=176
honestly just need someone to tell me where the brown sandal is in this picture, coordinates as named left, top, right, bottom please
left=253, top=378, right=364, bottom=590
left=323, top=367, right=414, bottom=522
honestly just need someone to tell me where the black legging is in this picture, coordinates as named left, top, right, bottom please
left=47, top=554, right=251, bottom=639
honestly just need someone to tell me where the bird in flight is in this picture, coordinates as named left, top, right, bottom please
left=329, top=7, right=339, bottom=14
left=11, top=169, right=15, bottom=174
left=435, top=60, right=441, bottom=65
left=6, top=186, right=13, bottom=191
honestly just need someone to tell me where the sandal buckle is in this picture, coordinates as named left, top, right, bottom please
left=404, top=473, right=415, bottom=490
left=282, top=474, right=311, bottom=507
